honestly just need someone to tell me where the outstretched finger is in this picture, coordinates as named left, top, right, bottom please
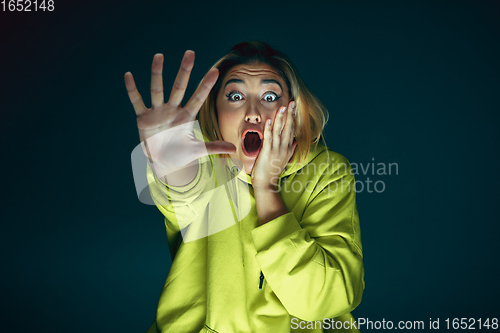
left=151, top=54, right=164, bottom=108
left=125, top=72, right=147, bottom=116
left=183, top=67, right=219, bottom=117
left=167, top=50, right=195, bottom=108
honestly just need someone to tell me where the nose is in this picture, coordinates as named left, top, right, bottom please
left=245, top=105, right=261, bottom=124
left=245, top=114, right=261, bottom=123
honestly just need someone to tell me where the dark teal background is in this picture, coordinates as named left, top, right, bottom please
left=1, top=0, right=499, bottom=332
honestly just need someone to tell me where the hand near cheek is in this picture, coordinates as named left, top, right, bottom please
left=251, top=101, right=298, bottom=190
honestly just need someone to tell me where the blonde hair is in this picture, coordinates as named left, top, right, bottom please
left=198, top=41, right=329, bottom=165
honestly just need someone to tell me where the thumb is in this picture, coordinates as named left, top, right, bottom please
left=205, top=141, right=237, bottom=155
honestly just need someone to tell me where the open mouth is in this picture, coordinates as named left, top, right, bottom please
left=241, top=129, right=263, bottom=158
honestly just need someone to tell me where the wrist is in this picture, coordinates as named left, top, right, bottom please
left=252, top=179, right=280, bottom=193
left=149, top=159, right=200, bottom=187
left=253, top=186, right=289, bottom=225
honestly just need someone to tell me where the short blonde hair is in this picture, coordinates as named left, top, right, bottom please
left=198, top=41, right=328, bottom=165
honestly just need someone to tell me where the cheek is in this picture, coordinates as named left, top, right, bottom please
left=218, top=109, right=233, bottom=124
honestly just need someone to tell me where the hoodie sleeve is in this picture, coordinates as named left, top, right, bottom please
left=251, top=152, right=364, bottom=321
left=146, top=155, right=216, bottom=244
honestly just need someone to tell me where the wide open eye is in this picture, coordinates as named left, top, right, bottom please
left=226, top=91, right=244, bottom=102
left=263, top=91, right=281, bottom=102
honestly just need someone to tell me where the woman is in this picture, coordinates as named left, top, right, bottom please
left=125, top=41, right=364, bottom=333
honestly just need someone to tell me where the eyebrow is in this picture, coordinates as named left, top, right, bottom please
left=224, top=78, right=283, bottom=91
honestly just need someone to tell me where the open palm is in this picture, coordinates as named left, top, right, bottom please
left=125, top=51, right=235, bottom=176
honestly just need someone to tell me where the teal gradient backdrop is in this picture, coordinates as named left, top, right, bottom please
left=1, top=0, right=499, bottom=331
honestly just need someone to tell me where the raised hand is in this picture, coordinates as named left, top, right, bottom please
left=125, top=51, right=236, bottom=177
left=251, top=101, right=298, bottom=190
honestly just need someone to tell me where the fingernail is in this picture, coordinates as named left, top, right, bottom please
left=267, top=119, right=272, bottom=125
left=291, top=101, right=296, bottom=109
left=280, top=107, right=286, bottom=114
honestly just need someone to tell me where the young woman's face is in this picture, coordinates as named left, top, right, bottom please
left=216, top=63, right=291, bottom=175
